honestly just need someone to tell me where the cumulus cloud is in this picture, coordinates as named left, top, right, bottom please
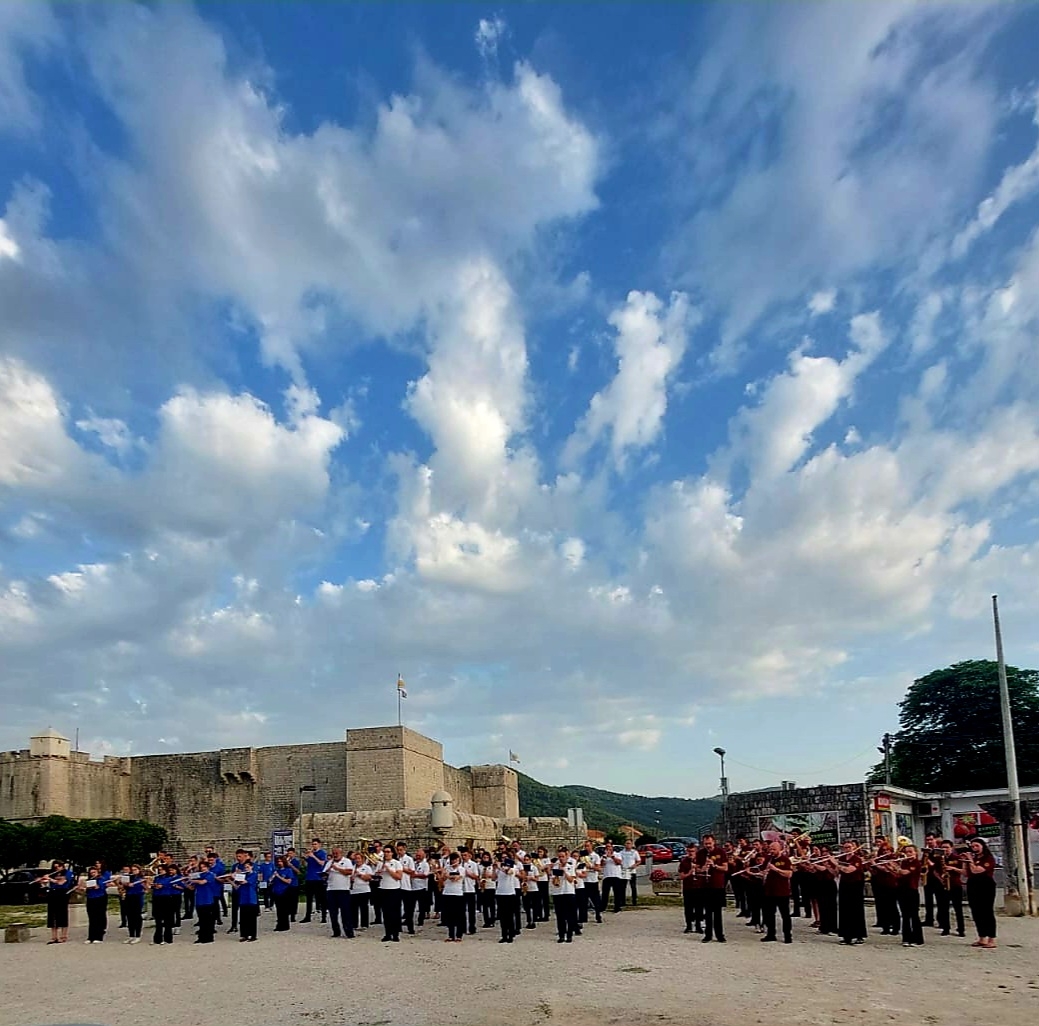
left=565, top=291, right=696, bottom=469
left=4, top=3, right=1039, bottom=793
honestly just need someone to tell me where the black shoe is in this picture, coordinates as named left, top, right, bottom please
left=701, top=936, right=712, bottom=943
left=300, top=917, right=312, bottom=924
left=717, top=937, right=726, bottom=943
left=239, top=937, right=249, bottom=942
left=499, top=938, right=509, bottom=943
left=695, top=925, right=703, bottom=933
left=761, top=936, right=776, bottom=942
left=596, top=917, right=603, bottom=924
left=941, top=930, right=950, bottom=936
left=565, top=937, right=573, bottom=943
left=683, top=927, right=693, bottom=933
left=380, top=936, right=392, bottom=942
left=783, top=937, right=792, bottom=944
left=226, top=927, right=237, bottom=934
left=331, top=932, right=341, bottom=938
left=558, top=937, right=565, bottom=943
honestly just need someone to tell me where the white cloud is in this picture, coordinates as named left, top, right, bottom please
left=475, top=16, right=506, bottom=61
left=951, top=88, right=1039, bottom=259
left=808, top=289, right=836, bottom=316
left=565, top=291, right=696, bottom=469
left=668, top=4, right=1005, bottom=359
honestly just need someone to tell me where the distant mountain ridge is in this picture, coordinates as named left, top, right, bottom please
left=516, top=772, right=722, bottom=838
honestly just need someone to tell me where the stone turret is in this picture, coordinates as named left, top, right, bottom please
left=30, top=728, right=71, bottom=760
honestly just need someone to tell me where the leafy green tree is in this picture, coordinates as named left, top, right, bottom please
left=872, top=660, right=1039, bottom=791
left=11, top=817, right=167, bottom=871
left=0, top=820, right=38, bottom=869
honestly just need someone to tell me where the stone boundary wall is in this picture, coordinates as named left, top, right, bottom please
left=726, top=783, right=870, bottom=846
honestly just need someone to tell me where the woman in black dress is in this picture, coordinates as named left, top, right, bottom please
left=835, top=841, right=867, bottom=944
left=43, top=860, right=74, bottom=944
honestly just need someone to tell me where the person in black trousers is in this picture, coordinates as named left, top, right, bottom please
left=76, top=867, right=110, bottom=944
left=964, top=838, right=998, bottom=948
left=150, top=864, right=181, bottom=945
left=921, top=833, right=940, bottom=927
left=835, top=842, right=867, bottom=945
left=550, top=849, right=578, bottom=943
left=376, top=846, right=404, bottom=942
left=270, top=857, right=296, bottom=932
left=894, top=846, right=924, bottom=947
left=760, top=842, right=793, bottom=943
left=938, top=840, right=966, bottom=936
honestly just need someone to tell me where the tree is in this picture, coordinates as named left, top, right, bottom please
left=871, top=660, right=1039, bottom=792
left=0, top=820, right=37, bottom=870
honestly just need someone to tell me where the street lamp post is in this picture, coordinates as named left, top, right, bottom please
left=298, top=785, right=316, bottom=848
left=713, top=747, right=728, bottom=837
left=655, top=809, right=662, bottom=838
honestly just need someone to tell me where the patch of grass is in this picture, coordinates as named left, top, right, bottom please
left=618, top=966, right=651, bottom=973
left=0, top=904, right=47, bottom=929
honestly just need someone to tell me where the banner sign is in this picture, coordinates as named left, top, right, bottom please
left=758, top=811, right=840, bottom=848
left=271, top=829, right=294, bottom=858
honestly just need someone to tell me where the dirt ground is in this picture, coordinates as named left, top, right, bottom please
left=1, top=906, right=1036, bottom=1026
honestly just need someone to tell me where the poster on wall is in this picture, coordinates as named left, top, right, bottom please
left=896, top=813, right=914, bottom=841
left=271, top=829, right=294, bottom=858
left=758, top=812, right=840, bottom=847
left=952, top=811, right=1000, bottom=840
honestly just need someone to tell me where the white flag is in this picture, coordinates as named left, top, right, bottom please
left=397, top=674, right=407, bottom=699
left=509, top=750, right=520, bottom=764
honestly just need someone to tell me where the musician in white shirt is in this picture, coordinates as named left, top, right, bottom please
left=479, top=853, right=497, bottom=928
left=376, top=845, right=403, bottom=942
left=601, top=842, right=625, bottom=912
left=350, top=852, right=373, bottom=930
left=324, top=848, right=354, bottom=939
left=620, top=840, right=643, bottom=906
left=495, top=856, right=520, bottom=943
left=412, top=849, right=432, bottom=926
left=550, top=846, right=579, bottom=942
left=461, top=850, right=480, bottom=936
left=579, top=842, right=604, bottom=924
left=438, top=852, right=466, bottom=942
left=396, top=843, right=417, bottom=936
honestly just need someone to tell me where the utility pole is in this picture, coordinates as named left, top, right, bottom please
left=883, top=733, right=892, bottom=787
left=992, top=595, right=1031, bottom=916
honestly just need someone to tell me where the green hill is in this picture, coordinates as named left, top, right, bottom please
left=516, top=773, right=721, bottom=839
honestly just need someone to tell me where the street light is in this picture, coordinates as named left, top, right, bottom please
left=298, top=785, right=317, bottom=847
left=654, top=809, right=662, bottom=838
left=713, top=748, right=728, bottom=838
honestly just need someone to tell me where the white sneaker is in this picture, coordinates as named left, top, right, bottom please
left=123, top=939, right=132, bottom=944
left=129, top=937, right=141, bottom=944
left=84, top=940, right=93, bottom=945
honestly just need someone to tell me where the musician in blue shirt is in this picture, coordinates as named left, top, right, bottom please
left=206, top=848, right=228, bottom=924
left=269, top=856, right=296, bottom=932
left=233, top=862, right=260, bottom=941
left=187, top=859, right=218, bottom=943
left=286, top=848, right=302, bottom=922
left=257, top=852, right=275, bottom=910
left=301, top=838, right=328, bottom=924
left=43, top=860, right=74, bottom=944
left=76, top=866, right=111, bottom=944
left=120, top=865, right=146, bottom=943
left=151, top=863, right=184, bottom=945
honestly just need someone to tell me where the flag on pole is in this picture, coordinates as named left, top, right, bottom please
left=509, top=750, right=520, bottom=764
left=397, top=674, right=408, bottom=699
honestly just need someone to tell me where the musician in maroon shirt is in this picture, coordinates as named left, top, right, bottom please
left=892, top=844, right=924, bottom=946
left=760, top=840, right=793, bottom=943
left=697, top=834, right=728, bottom=943
left=677, top=843, right=703, bottom=935
left=965, top=838, right=998, bottom=948
left=836, top=841, right=867, bottom=944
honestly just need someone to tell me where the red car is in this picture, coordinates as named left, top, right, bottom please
left=637, top=843, right=673, bottom=863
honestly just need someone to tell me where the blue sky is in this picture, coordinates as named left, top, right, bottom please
left=2, top=2, right=1039, bottom=801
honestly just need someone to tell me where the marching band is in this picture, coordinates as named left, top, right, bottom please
left=29, top=832, right=1001, bottom=951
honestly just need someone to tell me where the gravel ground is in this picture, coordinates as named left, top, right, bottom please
left=1, top=907, right=1036, bottom=1026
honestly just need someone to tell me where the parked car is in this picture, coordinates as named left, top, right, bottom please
left=0, top=867, right=50, bottom=905
left=637, top=843, right=673, bottom=863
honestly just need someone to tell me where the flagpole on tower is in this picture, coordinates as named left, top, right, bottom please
left=396, top=673, right=407, bottom=726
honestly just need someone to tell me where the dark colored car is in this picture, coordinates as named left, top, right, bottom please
left=0, top=867, right=50, bottom=905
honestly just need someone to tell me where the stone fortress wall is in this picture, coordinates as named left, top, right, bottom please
left=0, top=725, right=580, bottom=856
